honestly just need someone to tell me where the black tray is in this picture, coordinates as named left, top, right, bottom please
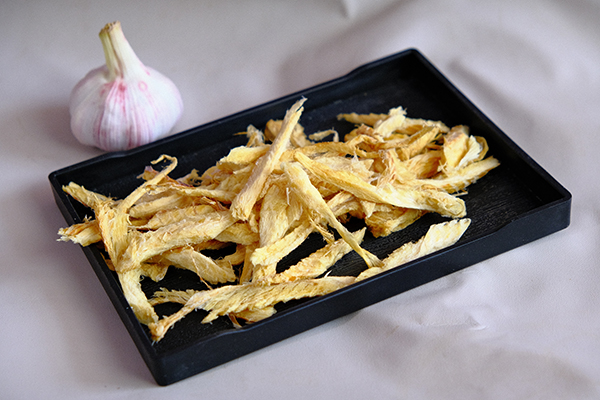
left=49, top=48, right=571, bottom=385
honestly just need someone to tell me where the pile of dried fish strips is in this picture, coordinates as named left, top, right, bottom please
left=58, top=98, right=499, bottom=341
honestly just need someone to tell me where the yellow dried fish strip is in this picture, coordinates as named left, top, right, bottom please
left=294, top=151, right=466, bottom=218
left=118, top=210, right=237, bottom=272
left=202, top=276, right=355, bottom=323
left=252, top=181, right=295, bottom=280
left=129, top=192, right=194, bottom=220
left=217, top=145, right=269, bottom=172
left=162, top=246, right=237, bottom=284
left=395, top=125, right=440, bottom=160
left=365, top=207, right=426, bottom=238
left=62, top=182, right=112, bottom=209
left=142, top=204, right=216, bottom=230
left=337, top=112, right=388, bottom=127
left=119, top=268, right=158, bottom=325
left=356, top=218, right=471, bottom=281
left=283, top=161, right=383, bottom=269
left=250, top=218, right=314, bottom=267
left=229, top=306, right=276, bottom=325
left=417, top=157, right=500, bottom=193
left=372, top=106, right=406, bottom=138
left=148, top=288, right=278, bottom=327
left=148, top=276, right=355, bottom=341
left=214, top=222, right=260, bottom=245
left=57, top=218, right=101, bottom=246
left=267, top=228, right=366, bottom=284
left=230, top=98, right=306, bottom=220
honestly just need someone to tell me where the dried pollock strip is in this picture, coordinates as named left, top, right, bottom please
left=266, top=228, right=366, bottom=284
left=356, top=218, right=471, bottom=281
left=294, top=151, right=466, bottom=218
left=283, top=161, right=383, bottom=269
left=148, top=276, right=355, bottom=341
left=230, top=98, right=306, bottom=221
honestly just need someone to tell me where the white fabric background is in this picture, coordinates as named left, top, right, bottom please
left=1, top=1, right=599, bottom=399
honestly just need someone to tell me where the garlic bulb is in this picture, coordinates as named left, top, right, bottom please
left=69, top=21, right=183, bottom=151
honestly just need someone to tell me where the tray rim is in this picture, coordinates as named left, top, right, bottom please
left=49, top=48, right=572, bottom=385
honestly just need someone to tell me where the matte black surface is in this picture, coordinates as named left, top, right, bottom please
left=49, top=49, right=571, bottom=385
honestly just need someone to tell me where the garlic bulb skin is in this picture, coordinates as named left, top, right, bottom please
left=70, top=21, right=183, bottom=152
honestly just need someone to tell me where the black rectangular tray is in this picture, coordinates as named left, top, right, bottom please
left=49, top=48, right=571, bottom=385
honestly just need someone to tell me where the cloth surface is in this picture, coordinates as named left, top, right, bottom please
left=1, top=1, right=599, bottom=398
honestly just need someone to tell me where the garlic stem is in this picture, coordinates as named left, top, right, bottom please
left=99, top=21, right=146, bottom=80
left=99, top=24, right=119, bottom=80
